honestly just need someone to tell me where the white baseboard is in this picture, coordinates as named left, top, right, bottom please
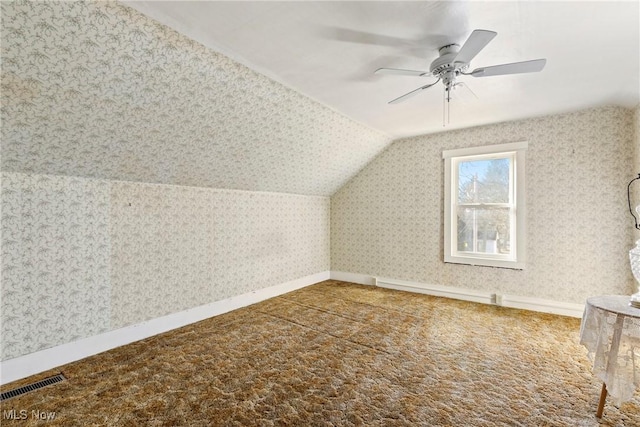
left=1, top=271, right=585, bottom=385
left=330, top=271, right=376, bottom=286
left=0, top=271, right=330, bottom=385
left=332, top=272, right=585, bottom=319
left=500, top=294, right=585, bottom=318
left=374, top=276, right=495, bottom=305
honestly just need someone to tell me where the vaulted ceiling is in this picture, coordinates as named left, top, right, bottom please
left=2, top=1, right=639, bottom=197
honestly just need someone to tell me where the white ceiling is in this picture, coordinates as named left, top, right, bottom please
left=125, top=1, right=639, bottom=138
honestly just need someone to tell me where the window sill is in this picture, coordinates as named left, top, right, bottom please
left=444, top=256, right=525, bottom=270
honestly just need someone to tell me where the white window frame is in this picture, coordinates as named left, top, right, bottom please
left=443, top=141, right=527, bottom=269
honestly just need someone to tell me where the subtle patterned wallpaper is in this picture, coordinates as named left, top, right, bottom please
left=332, top=106, right=635, bottom=304
left=635, top=106, right=640, bottom=172
left=1, top=173, right=111, bottom=360
left=633, top=106, right=640, bottom=242
left=0, top=1, right=390, bottom=196
left=110, top=181, right=329, bottom=329
left=1, top=172, right=330, bottom=360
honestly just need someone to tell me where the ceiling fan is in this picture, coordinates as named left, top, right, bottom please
left=376, top=29, right=546, bottom=110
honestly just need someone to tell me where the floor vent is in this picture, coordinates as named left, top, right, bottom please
left=0, top=374, right=66, bottom=401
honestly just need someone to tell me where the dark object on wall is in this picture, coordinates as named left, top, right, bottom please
left=627, top=173, right=640, bottom=230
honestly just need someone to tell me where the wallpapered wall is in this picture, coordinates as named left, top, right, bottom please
left=635, top=107, right=640, bottom=172
left=634, top=106, right=640, bottom=242
left=1, top=172, right=330, bottom=360
left=0, top=1, right=389, bottom=197
left=110, top=181, right=329, bottom=329
left=332, top=106, right=635, bottom=304
left=1, top=173, right=111, bottom=360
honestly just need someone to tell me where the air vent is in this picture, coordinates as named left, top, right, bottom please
left=0, top=374, right=66, bottom=401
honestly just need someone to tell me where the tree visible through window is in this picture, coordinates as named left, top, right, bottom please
left=457, top=158, right=510, bottom=255
left=443, top=142, right=527, bottom=269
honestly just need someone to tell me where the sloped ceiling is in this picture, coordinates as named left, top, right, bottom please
left=126, top=1, right=640, bottom=138
left=3, top=2, right=638, bottom=197
left=0, top=1, right=390, bottom=196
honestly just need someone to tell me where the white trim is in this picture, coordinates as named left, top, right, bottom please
left=329, top=270, right=376, bottom=286
left=375, top=277, right=495, bottom=305
left=442, top=141, right=528, bottom=158
left=500, top=294, right=584, bottom=318
left=2, top=271, right=585, bottom=384
left=0, top=271, right=330, bottom=385
left=336, top=274, right=584, bottom=318
left=443, top=142, right=527, bottom=269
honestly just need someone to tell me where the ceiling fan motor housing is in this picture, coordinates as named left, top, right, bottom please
left=430, top=44, right=468, bottom=88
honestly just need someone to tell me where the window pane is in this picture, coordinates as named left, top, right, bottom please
left=456, top=207, right=511, bottom=255
left=458, top=158, right=510, bottom=203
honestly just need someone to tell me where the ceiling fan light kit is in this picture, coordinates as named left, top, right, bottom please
left=375, top=29, right=547, bottom=126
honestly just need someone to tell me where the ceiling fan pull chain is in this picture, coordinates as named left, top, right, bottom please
left=442, top=86, right=445, bottom=127
left=447, top=88, right=451, bottom=125
left=442, top=86, right=452, bottom=127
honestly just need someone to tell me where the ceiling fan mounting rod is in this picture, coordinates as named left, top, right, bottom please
left=438, top=43, right=459, bottom=54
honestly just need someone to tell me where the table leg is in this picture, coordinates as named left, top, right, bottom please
left=596, top=313, right=625, bottom=418
left=596, top=383, right=607, bottom=418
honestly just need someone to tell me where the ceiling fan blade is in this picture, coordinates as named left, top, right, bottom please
left=375, top=68, right=431, bottom=77
left=388, top=79, right=441, bottom=104
left=454, top=29, right=497, bottom=64
left=321, top=26, right=413, bottom=48
left=451, top=82, right=478, bottom=103
left=470, top=58, right=546, bottom=77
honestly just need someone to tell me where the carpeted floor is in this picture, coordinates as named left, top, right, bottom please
left=1, top=280, right=639, bottom=426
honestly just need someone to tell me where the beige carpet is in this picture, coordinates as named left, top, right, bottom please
left=1, top=280, right=639, bottom=426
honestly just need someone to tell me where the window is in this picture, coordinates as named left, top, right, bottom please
left=443, top=142, right=527, bottom=269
